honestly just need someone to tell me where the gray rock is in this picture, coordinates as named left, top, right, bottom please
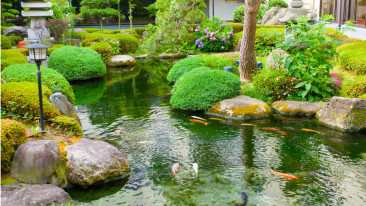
left=158, top=53, right=186, bottom=59
left=135, top=54, right=148, bottom=59
left=143, top=31, right=147, bottom=38
left=1, top=183, right=73, bottom=206
left=271, top=100, right=321, bottom=116
left=109, top=55, right=136, bottom=67
left=262, top=8, right=285, bottom=25
left=49, top=92, right=81, bottom=125
left=10, top=140, right=68, bottom=188
left=3, top=26, right=28, bottom=38
left=120, top=30, right=131, bottom=34
left=65, top=138, right=131, bottom=187
left=73, top=28, right=87, bottom=33
left=266, top=48, right=289, bottom=70
left=316, top=97, right=366, bottom=132
left=207, top=95, right=272, bottom=120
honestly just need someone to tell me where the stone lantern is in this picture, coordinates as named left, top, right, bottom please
left=276, top=0, right=317, bottom=23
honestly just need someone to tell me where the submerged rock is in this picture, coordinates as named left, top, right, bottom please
left=1, top=183, right=73, bottom=206
left=65, top=138, right=131, bottom=187
left=316, top=97, right=366, bottom=132
left=207, top=95, right=272, bottom=120
left=271, top=100, right=321, bottom=116
left=109, top=55, right=136, bottom=67
left=158, top=53, right=186, bottom=59
left=10, top=140, right=68, bottom=188
left=49, top=92, right=81, bottom=125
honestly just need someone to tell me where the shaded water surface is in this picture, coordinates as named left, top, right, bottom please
left=68, top=60, right=366, bottom=206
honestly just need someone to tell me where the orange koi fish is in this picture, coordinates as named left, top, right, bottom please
left=115, top=130, right=130, bottom=135
left=189, top=119, right=209, bottom=126
left=301, top=128, right=320, bottom=134
left=270, top=169, right=299, bottom=180
left=172, top=163, right=179, bottom=178
left=209, top=117, right=223, bottom=121
left=262, top=128, right=287, bottom=135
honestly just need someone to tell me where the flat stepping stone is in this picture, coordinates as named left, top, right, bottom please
left=109, top=55, right=136, bottom=67
left=271, top=100, right=321, bottom=116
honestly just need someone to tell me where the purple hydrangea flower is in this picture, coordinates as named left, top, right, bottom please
left=221, top=46, right=225, bottom=49
left=201, top=36, right=204, bottom=40
left=195, top=39, right=200, bottom=45
left=215, top=31, right=219, bottom=34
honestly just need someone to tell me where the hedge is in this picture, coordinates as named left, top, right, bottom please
left=52, top=115, right=83, bottom=136
left=167, top=57, right=202, bottom=82
left=228, top=23, right=285, bottom=34
left=337, top=41, right=366, bottom=75
left=1, top=49, right=28, bottom=70
left=133, top=27, right=147, bottom=37
left=48, top=46, right=106, bottom=81
left=200, top=55, right=238, bottom=73
left=1, top=82, right=60, bottom=120
left=339, top=75, right=366, bottom=98
left=2, top=64, right=75, bottom=103
left=1, top=35, right=12, bottom=49
left=88, top=42, right=113, bottom=66
left=1, top=119, right=27, bottom=172
left=82, top=28, right=100, bottom=33
left=171, top=68, right=241, bottom=111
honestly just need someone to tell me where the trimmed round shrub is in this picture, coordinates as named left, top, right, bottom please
left=1, top=50, right=27, bottom=70
left=1, top=119, right=27, bottom=172
left=171, top=69, right=241, bottom=111
left=339, top=76, right=366, bottom=98
left=108, top=33, right=139, bottom=54
left=173, top=66, right=212, bottom=91
left=337, top=41, right=366, bottom=75
left=1, top=82, right=60, bottom=120
left=9, top=35, right=23, bottom=46
left=88, top=42, right=113, bottom=65
left=1, top=35, right=12, bottom=49
left=52, top=115, right=83, bottom=136
left=167, top=57, right=202, bottom=82
left=48, top=46, right=106, bottom=81
left=133, top=27, right=147, bottom=37
left=268, top=0, right=288, bottom=8
left=233, top=5, right=245, bottom=23
left=2, top=64, right=75, bottom=103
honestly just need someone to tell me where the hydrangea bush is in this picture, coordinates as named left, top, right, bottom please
left=194, top=16, right=233, bottom=52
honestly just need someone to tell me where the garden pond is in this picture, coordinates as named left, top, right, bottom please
left=67, top=59, right=366, bottom=206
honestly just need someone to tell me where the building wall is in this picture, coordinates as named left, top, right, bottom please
left=209, top=0, right=244, bottom=21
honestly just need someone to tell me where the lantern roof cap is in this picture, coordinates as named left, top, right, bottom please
left=24, top=43, right=52, bottom=49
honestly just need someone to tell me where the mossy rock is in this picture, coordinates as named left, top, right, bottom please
left=109, top=55, right=136, bottom=67
left=271, top=101, right=321, bottom=116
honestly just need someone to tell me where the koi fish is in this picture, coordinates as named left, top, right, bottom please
left=301, top=128, right=320, bottom=134
left=290, top=136, right=299, bottom=141
left=283, top=127, right=298, bottom=131
left=307, top=169, right=326, bottom=178
left=81, top=110, right=87, bottom=112
left=137, top=141, right=156, bottom=144
left=262, top=128, right=287, bottom=135
left=172, top=163, right=179, bottom=178
left=209, top=117, right=223, bottom=121
left=115, top=130, right=130, bottom=135
left=270, top=169, right=299, bottom=180
left=326, top=146, right=342, bottom=155
left=330, top=138, right=358, bottom=145
left=192, top=163, right=198, bottom=177
left=241, top=123, right=254, bottom=126
left=191, top=116, right=206, bottom=121
left=236, top=192, right=248, bottom=206
left=189, top=119, right=209, bottom=126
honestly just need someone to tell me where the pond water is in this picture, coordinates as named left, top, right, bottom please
left=67, top=59, right=366, bottom=206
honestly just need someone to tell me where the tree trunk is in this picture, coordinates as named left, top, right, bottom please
left=118, top=2, right=121, bottom=30
left=238, top=0, right=261, bottom=82
left=100, top=19, right=103, bottom=34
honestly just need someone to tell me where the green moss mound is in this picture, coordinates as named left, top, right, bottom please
left=337, top=41, right=366, bottom=75
left=167, top=57, right=202, bottom=82
left=48, top=46, right=106, bottom=81
left=171, top=68, right=241, bottom=111
left=88, top=42, right=113, bottom=65
left=1, top=49, right=28, bottom=70
left=1, top=119, right=27, bottom=172
left=1, top=35, right=12, bottom=49
left=1, top=82, right=60, bottom=120
left=52, top=115, right=83, bottom=136
left=2, top=64, right=75, bottom=103
left=340, top=76, right=366, bottom=98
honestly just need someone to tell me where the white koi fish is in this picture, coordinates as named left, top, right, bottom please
left=191, top=116, right=206, bottom=121
left=172, top=163, right=179, bottom=178
left=193, top=163, right=198, bottom=177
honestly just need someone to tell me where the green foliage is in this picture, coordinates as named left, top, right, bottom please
left=1, top=82, right=60, bottom=120
left=171, top=68, right=241, bottom=111
left=145, top=2, right=157, bottom=18
left=133, top=27, right=147, bottom=37
left=1, top=35, right=12, bottom=49
left=194, top=16, right=233, bottom=52
left=9, top=34, right=23, bottom=46
left=45, top=19, right=70, bottom=43
left=141, top=0, right=208, bottom=55
left=200, top=55, right=238, bottom=74
left=167, top=57, right=202, bottom=82
left=83, top=28, right=101, bottom=33
left=1, top=119, right=27, bottom=172
left=268, top=0, right=288, bottom=8
left=1, top=50, right=27, bottom=70
left=111, top=33, right=139, bottom=54
left=48, top=46, right=106, bottom=81
left=88, top=42, right=113, bottom=65
left=52, top=116, right=83, bottom=136
left=337, top=41, right=366, bottom=75
left=277, top=15, right=340, bottom=101
left=1, top=0, right=19, bottom=26
left=339, top=76, right=366, bottom=98
left=2, top=64, right=75, bottom=103
left=233, top=5, right=245, bottom=23
left=47, top=44, right=65, bottom=55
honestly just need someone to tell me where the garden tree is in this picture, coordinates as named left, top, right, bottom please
left=141, top=0, right=208, bottom=55
left=80, top=0, right=119, bottom=34
left=238, top=0, right=262, bottom=82
left=128, top=0, right=136, bottom=33
left=1, top=0, right=19, bottom=26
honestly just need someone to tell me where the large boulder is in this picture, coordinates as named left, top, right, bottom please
left=65, top=138, right=131, bottom=187
left=49, top=92, right=81, bottom=125
left=266, top=48, right=289, bottom=70
left=316, top=97, right=366, bottom=132
left=3, top=26, right=28, bottom=38
left=271, top=100, right=321, bottom=116
left=262, top=8, right=285, bottom=25
left=1, top=183, right=73, bottom=206
left=109, top=55, right=136, bottom=67
left=10, top=140, right=68, bottom=188
left=207, top=95, right=272, bottom=120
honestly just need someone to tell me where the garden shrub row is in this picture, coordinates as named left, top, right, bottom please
left=48, top=46, right=106, bottom=81
left=1, top=82, right=60, bottom=120
left=228, top=23, right=285, bottom=34
left=339, top=75, right=366, bottom=99
left=52, top=115, right=83, bottom=136
left=1, top=119, right=27, bottom=172
left=1, top=50, right=27, bottom=70
left=2, top=64, right=75, bottom=103
left=337, top=41, right=366, bottom=75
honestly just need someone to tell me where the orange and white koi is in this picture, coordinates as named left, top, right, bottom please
left=189, top=119, right=209, bottom=126
left=301, top=128, right=320, bottom=134
left=262, top=128, right=287, bottom=135
left=115, top=130, right=130, bottom=135
left=270, top=169, right=299, bottom=180
left=191, top=116, right=206, bottom=121
left=172, top=163, right=179, bottom=178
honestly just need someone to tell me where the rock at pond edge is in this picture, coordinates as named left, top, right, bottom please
left=271, top=100, right=321, bottom=116
left=109, top=55, right=136, bottom=67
